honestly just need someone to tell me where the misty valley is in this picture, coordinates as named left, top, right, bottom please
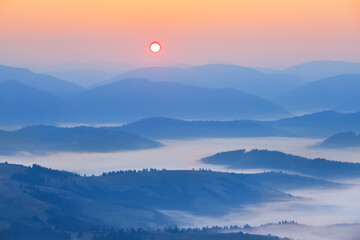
left=1, top=61, right=360, bottom=240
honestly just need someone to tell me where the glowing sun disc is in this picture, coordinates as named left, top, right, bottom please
left=150, top=42, right=161, bottom=53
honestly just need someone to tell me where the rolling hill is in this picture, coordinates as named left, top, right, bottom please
left=47, top=69, right=118, bottom=87
left=0, top=80, right=74, bottom=125
left=283, top=60, right=360, bottom=82
left=316, top=132, right=360, bottom=148
left=0, top=125, right=161, bottom=155
left=120, top=117, right=293, bottom=139
left=202, top=149, right=360, bottom=179
left=274, top=74, right=360, bottom=112
left=72, top=78, right=290, bottom=121
left=264, top=111, right=360, bottom=137
left=101, top=64, right=304, bottom=98
left=0, top=78, right=290, bottom=125
left=0, top=163, right=339, bottom=232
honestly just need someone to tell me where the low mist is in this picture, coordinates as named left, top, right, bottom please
left=2, top=136, right=360, bottom=240
left=161, top=183, right=360, bottom=240
left=2, top=137, right=360, bottom=175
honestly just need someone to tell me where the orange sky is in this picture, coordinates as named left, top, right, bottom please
left=0, top=0, right=359, bottom=68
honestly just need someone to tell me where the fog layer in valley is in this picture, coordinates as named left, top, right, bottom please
left=161, top=183, right=360, bottom=226
left=2, top=136, right=360, bottom=240
left=2, top=137, right=360, bottom=176
left=161, top=182, right=360, bottom=240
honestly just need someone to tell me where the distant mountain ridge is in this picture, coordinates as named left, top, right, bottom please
left=317, top=132, right=360, bottom=148
left=2, top=62, right=360, bottom=126
left=47, top=69, right=118, bottom=87
left=2, top=79, right=360, bottom=137
left=120, top=117, right=293, bottom=139
left=0, top=65, right=84, bottom=97
left=274, top=74, right=360, bottom=112
left=101, top=64, right=304, bottom=98
left=0, top=125, right=161, bottom=155
left=283, top=60, right=360, bottom=81
left=264, top=111, right=360, bottom=137
left=0, top=80, right=75, bottom=125
left=71, top=78, right=290, bottom=122
left=202, top=149, right=360, bottom=179
left=0, top=77, right=290, bottom=125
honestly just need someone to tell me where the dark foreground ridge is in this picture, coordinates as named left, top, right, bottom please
left=0, top=224, right=289, bottom=240
left=0, top=163, right=339, bottom=234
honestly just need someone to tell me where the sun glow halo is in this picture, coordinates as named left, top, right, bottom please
left=150, top=42, right=161, bottom=53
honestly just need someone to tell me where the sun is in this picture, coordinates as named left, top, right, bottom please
left=150, top=42, right=161, bottom=53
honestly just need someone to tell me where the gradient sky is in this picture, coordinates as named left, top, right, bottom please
left=0, top=0, right=359, bottom=68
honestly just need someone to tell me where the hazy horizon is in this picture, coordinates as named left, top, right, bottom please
left=2, top=58, right=360, bottom=74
